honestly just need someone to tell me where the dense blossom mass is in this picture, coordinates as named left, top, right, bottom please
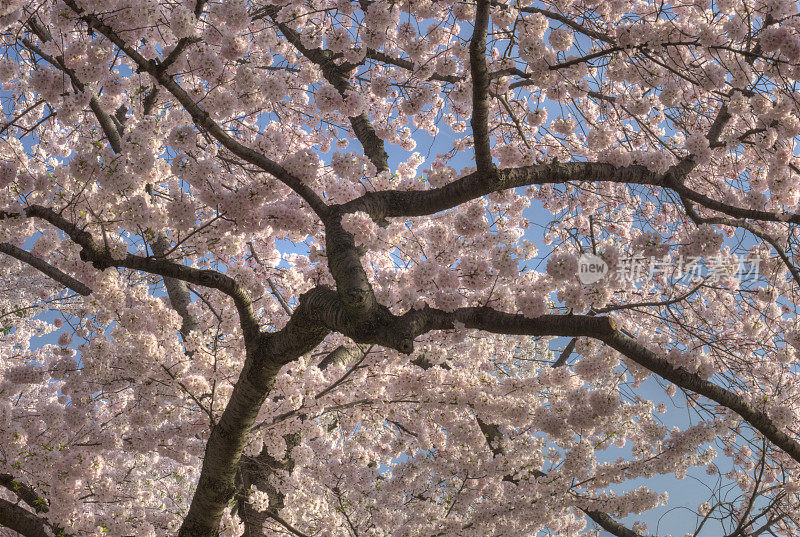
left=2, top=1, right=800, bottom=536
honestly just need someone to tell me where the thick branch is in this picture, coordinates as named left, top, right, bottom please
left=317, top=344, right=365, bottom=371
left=0, top=243, right=91, bottom=296
left=0, top=497, right=51, bottom=537
left=300, top=286, right=412, bottom=353
left=339, top=161, right=663, bottom=220
left=584, top=510, right=646, bottom=537
left=0, top=475, right=47, bottom=514
left=151, top=233, right=200, bottom=336
left=236, top=344, right=366, bottom=534
left=469, top=0, right=493, bottom=173
left=551, top=337, right=578, bottom=367
left=338, top=158, right=800, bottom=229
left=599, top=330, right=800, bottom=463
left=668, top=177, right=800, bottom=225
left=323, top=216, right=379, bottom=320
left=178, top=296, right=328, bottom=537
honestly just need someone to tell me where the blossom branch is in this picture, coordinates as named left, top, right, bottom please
left=390, top=305, right=800, bottom=465
left=249, top=5, right=461, bottom=85
left=247, top=241, right=292, bottom=316
left=18, top=33, right=122, bottom=153
left=0, top=98, right=45, bottom=138
left=12, top=38, right=202, bottom=321
left=679, top=199, right=800, bottom=289
left=593, top=280, right=707, bottom=314
left=62, top=0, right=329, bottom=219
left=516, top=5, right=615, bottom=44
left=2, top=205, right=258, bottom=343
left=363, top=49, right=461, bottom=84
left=264, top=6, right=390, bottom=172
left=474, top=406, right=644, bottom=536
left=20, top=199, right=798, bottom=537
left=4, top=3, right=799, bottom=537
left=158, top=0, right=206, bottom=72
left=600, top=330, right=800, bottom=464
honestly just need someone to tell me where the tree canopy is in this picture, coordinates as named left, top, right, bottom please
left=1, top=0, right=800, bottom=536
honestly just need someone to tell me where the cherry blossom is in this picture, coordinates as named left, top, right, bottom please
left=1, top=2, right=800, bottom=537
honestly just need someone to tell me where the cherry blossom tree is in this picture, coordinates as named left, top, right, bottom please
left=2, top=0, right=800, bottom=536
